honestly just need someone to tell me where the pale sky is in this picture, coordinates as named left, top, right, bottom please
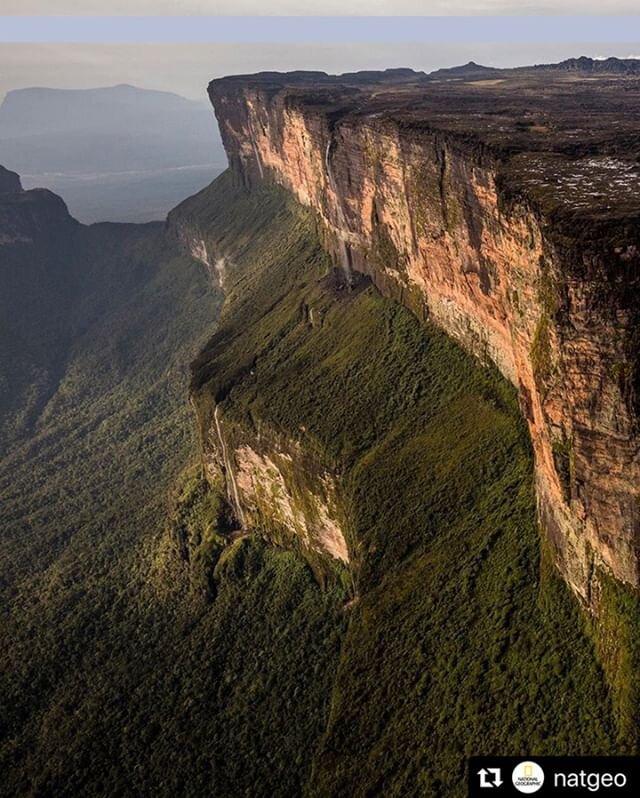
left=2, top=1, right=640, bottom=14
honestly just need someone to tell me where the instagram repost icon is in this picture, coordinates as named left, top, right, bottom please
left=512, top=761, right=544, bottom=794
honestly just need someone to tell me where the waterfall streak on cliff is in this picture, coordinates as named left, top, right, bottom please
left=247, top=113, right=264, bottom=180
left=214, top=405, right=245, bottom=527
left=325, top=139, right=353, bottom=285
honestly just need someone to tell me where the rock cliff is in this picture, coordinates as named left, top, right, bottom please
left=208, top=67, right=640, bottom=608
left=0, top=165, right=21, bottom=195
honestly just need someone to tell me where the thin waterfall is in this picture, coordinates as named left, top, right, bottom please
left=246, top=112, right=264, bottom=180
left=214, top=405, right=246, bottom=528
left=325, top=137, right=354, bottom=286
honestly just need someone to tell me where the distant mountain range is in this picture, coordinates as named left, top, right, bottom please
left=429, top=55, right=640, bottom=80
left=535, top=55, right=640, bottom=74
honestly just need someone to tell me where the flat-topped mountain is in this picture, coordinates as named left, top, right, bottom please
left=0, top=84, right=227, bottom=222
left=210, top=62, right=640, bottom=592
left=209, top=62, right=640, bottom=749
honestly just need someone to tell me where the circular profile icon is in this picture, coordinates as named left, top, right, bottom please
left=512, top=761, right=545, bottom=794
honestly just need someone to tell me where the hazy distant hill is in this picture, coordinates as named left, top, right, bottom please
left=0, top=84, right=226, bottom=222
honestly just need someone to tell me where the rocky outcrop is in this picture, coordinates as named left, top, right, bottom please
left=0, top=167, right=76, bottom=246
left=200, top=403, right=349, bottom=565
left=538, top=55, right=640, bottom=75
left=208, top=70, right=640, bottom=607
left=169, top=220, right=226, bottom=289
left=0, top=165, right=21, bottom=195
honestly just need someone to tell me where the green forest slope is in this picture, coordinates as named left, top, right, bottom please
left=0, top=171, right=624, bottom=798
left=0, top=200, right=345, bottom=797
left=180, top=173, right=621, bottom=796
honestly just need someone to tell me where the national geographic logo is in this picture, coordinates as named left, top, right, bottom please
left=468, top=757, right=639, bottom=796
left=512, top=761, right=545, bottom=793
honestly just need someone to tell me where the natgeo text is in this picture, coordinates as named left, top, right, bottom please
left=469, top=757, right=640, bottom=796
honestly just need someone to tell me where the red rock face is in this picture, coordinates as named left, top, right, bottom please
left=209, top=77, right=640, bottom=605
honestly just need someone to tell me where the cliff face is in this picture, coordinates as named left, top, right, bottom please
left=208, top=71, right=640, bottom=605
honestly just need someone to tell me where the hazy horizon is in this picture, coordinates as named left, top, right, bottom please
left=2, top=41, right=640, bottom=102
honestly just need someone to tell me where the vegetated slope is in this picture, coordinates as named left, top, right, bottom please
left=0, top=167, right=621, bottom=798
left=0, top=182, right=78, bottom=446
left=183, top=172, right=620, bottom=796
left=0, top=177, right=347, bottom=798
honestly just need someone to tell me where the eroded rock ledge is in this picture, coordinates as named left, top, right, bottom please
left=204, top=405, right=349, bottom=564
left=208, top=68, right=640, bottom=605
